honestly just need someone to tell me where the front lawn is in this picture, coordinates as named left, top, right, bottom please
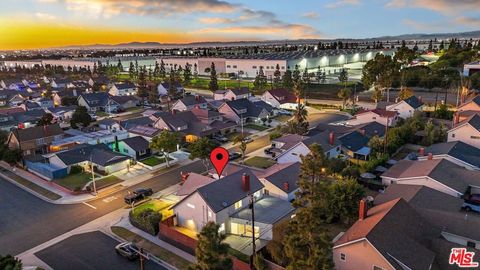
left=272, top=115, right=292, bottom=122
left=88, top=175, right=122, bottom=190
left=132, top=200, right=173, bottom=221
left=244, top=156, right=276, bottom=169
left=244, top=124, right=269, bottom=131
left=141, top=156, right=173, bottom=167
left=96, top=111, right=109, bottom=117
left=53, top=172, right=92, bottom=191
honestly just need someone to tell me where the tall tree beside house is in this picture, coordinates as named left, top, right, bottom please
left=183, top=63, right=192, bottom=85
left=337, top=88, right=351, bottom=110
left=273, top=64, right=282, bottom=88
left=150, top=130, right=179, bottom=167
left=176, top=65, right=184, bottom=83
left=233, top=134, right=248, bottom=164
left=148, top=84, right=159, bottom=107
left=37, top=113, right=54, bottom=126
left=316, top=66, right=326, bottom=84
left=325, top=178, right=365, bottom=224
left=398, top=87, right=414, bottom=100
left=292, top=65, right=301, bottom=86
left=371, top=86, right=383, bottom=103
left=338, top=68, right=348, bottom=90
left=153, top=61, right=160, bottom=80
left=117, top=59, right=123, bottom=72
left=129, top=62, right=135, bottom=80
left=167, top=69, right=177, bottom=110
left=0, top=254, right=22, bottom=270
left=159, top=60, right=166, bottom=80
left=193, top=63, right=199, bottom=80
left=190, top=222, right=232, bottom=270
left=137, top=66, right=148, bottom=106
left=302, top=67, right=311, bottom=89
left=209, top=62, right=219, bottom=92
left=253, top=66, right=268, bottom=92
left=189, top=137, right=216, bottom=172
left=134, top=60, right=139, bottom=79
left=44, top=85, right=53, bottom=99
left=282, top=68, right=294, bottom=90
left=70, top=106, right=92, bottom=129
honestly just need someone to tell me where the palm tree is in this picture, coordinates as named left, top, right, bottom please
left=294, top=103, right=308, bottom=124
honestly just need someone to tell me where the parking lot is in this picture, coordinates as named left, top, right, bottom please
left=35, top=231, right=166, bottom=270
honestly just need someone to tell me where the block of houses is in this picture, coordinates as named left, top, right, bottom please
left=109, top=82, right=137, bottom=96
left=275, top=132, right=341, bottom=163
left=77, top=92, right=118, bottom=113
left=7, top=124, right=64, bottom=156
left=346, top=109, right=398, bottom=127
left=214, top=88, right=250, bottom=101
left=381, top=159, right=480, bottom=197
left=11, top=109, right=46, bottom=129
left=261, top=88, right=298, bottom=109
left=333, top=198, right=438, bottom=270
left=257, top=162, right=300, bottom=201
left=152, top=110, right=217, bottom=142
left=48, top=144, right=130, bottom=174
left=218, top=98, right=273, bottom=124
left=448, top=113, right=480, bottom=149
left=419, top=141, right=480, bottom=171
left=386, top=95, right=424, bottom=119
left=171, top=95, right=208, bottom=111
left=53, top=88, right=84, bottom=106
left=171, top=168, right=294, bottom=241
left=455, top=95, right=480, bottom=123
left=115, top=136, right=151, bottom=161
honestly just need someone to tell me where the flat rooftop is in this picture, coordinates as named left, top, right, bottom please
left=230, top=196, right=294, bottom=224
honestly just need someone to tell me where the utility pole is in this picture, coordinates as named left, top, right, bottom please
left=139, top=248, right=145, bottom=270
left=249, top=192, right=256, bottom=269
left=383, top=116, right=389, bottom=154
left=90, top=154, right=97, bottom=195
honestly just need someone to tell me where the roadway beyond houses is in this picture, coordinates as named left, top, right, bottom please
left=0, top=160, right=204, bottom=256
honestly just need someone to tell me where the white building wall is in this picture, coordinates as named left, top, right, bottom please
left=225, top=59, right=287, bottom=78
left=448, top=124, right=480, bottom=149
left=381, top=176, right=462, bottom=197
left=173, top=192, right=216, bottom=233
left=386, top=101, right=416, bottom=119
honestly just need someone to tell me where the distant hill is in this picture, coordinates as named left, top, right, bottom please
left=57, top=30, right=480, bottom=50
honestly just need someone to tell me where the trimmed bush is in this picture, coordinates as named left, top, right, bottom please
left=69, top=165, right=83, bottom=175
left=129, top=209, right=162, bottom=235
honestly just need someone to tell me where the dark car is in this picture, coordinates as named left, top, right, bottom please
left=115, top=242, right=139, bottom=260
left=124, top=188, right=153, bottom=204
left=213, top=135, right=228, bottom=143
left=465, top=194, right=480, bottom=204
left=229, top=152, right=241, bottom=160
left=264, top=147, right=275, bottom=155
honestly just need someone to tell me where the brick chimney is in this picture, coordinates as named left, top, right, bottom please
left=329, top=131, right=335, bottom=146
left=419, top=147, right=425, bottom=156
left=283, top=182, right=289, bottom=192
left=359, top=129, right=366, bottom=136
left=242, top=173, right=250, bottom=192
left=172, top=109, right=176, bottom=115
left=359, top=199, right=368, bottom=220
left=427, top=152, right=433, bottom=160
left=181, top=172, right=189, bottom=182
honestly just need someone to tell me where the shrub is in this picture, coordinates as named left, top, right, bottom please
left=69, top=165, right=83, bottom=175
left=129, top=209, right=162, bottom=235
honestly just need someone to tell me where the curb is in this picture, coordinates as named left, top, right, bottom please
left=0, top=171, right=57, bottom=204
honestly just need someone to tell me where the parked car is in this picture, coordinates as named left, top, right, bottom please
left=462, top=201, right=480, bottom=213
left=213, top=135, right=228, bottom=143
left=229, top=152, right=241, bottom=160
left=124, top=188, right=153, bottom=204
left=244, top=137, right=253, bottom=144
left=115, top=242, right=139, bottom=260
left=278, top=109, right=293, bottom=116
left=465, top=194, right=480, bottom=204
left=264, top=147, right=274, bottom=155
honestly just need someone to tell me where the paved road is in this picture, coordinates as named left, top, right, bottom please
left=0, top=160, right=204, bottom=256
left=308, top=112, right=350, bottom=127
left=35, top=231, right=165, bottom=270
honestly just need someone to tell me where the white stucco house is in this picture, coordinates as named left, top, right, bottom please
left=386, top=95, right=424, bottom=119
left=447, top=114, right=480, bottom=149
left=346, top=109, right=398, bottom=127
left=261, top=88, right=298, bottom=110
left=109, top=82, right=137, bottom=96
left=214, top=88, right=251, bottom=101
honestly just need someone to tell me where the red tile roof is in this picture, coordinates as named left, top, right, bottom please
left=356, top=108, right=397, bottom=118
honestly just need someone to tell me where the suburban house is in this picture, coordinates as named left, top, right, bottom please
left=48, top=144, right=130, bottom=174
left=7, top=124, right=64, bottom=157
left=152, top=110, right=217, bottom=142
left=9, top=109, right=45, bottom=129
left=338, top=131, right=372, bottom=160
left=45, top=106, right=76, bottom=123
left=171, top=168, right=294, bottom=241
left=386, top=95, right=424, bottom=119
left=171, top=95, right=208, bottom=111
left=51, top=78, right=74, bottom=89
left=275, top=131, right=341, bottom=163
left=36, top=98, right=54, bottom=109
left=218, top=98, right=273, bottom=124
left=257, top=162, right=300, bottom=201
left=49, top=129, right=128, bottom=152
left=127, top=125, right=162, bottom=142
left=53, top=88, right=84, bottom=106
left=448, top=113, right=480, bottom=149
left=115, top=136, right=151, bottom=161
left=375, top=183, right=480, bottom=253
left=214, top=88, right=250, bottom=101
left=109, top=82, right=137, bottom=96
left=419, top=141, right=480, bottom=170
left=19, top=100, right=43, bottom=111
left=77, top=92, right=117, bottom=113
left=381, top=158, right=480, bottom=197
left=333, top=198, right=438, bottom=270
left=455, top=95, right=480, bottom=123
left=176, top=172, right=215, bottom=197
left=119, top=116, right=154, bottom=130
left=110, top=95, right=139, bottom=111
left=261, top=88, right=298, bottom=109
left=157, top=82, right=184, bottom=96
left=190, top=107, right=237, bottom=135
left=346, top=109, right=398, bottom=127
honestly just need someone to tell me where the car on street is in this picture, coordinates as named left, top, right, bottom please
left=229, top=152, right=241, bottom=160
left=212, top=135, right=229, bottom=143
left=264, top=147, right=275, bottom=155
left=462, top=201, right=480, bottom=213
left=115, top=242, right=139, bottom=260
left=465, top=194, right=480, bottom=204
left=244, top=137, right=253, bottom=144
left=124, top=188, right=153, bottom=204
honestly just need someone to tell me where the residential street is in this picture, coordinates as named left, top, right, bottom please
left=0, top=160, right=204, bottom=256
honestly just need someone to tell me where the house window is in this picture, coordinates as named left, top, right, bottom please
left=467, top=241, right=476, bottom=248
left=340, top=253, right=346, bottom=261
left=227, top=65, right=231, bottom=68
left=233, top=65, right=237, bottom=68
left=372, top=117, right=377, bottom=120
left=234, top=200, right=242, bottom=209
left=281, top=66, right=285, bottom=69
left=139, top=149, right=147, bottom=155
left=451, top=133, right=455, bottom=138
left=373, top=266, right=384, bottom=270
left=208, top=210, right=212, bottom=218
left=187, top=203, right=195, bottom=209
left=36, top=138, right=45, bottom=145
left=123, top=149, right=128, bottom=153
left=219, top=223, right=225, bottom=233
left=252, top=66, right=257, bottom=69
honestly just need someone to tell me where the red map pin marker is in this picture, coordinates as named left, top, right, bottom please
left=210, top=147, right=229, bottom=177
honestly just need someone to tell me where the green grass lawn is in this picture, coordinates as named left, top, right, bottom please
left=188, top=78, right=252, bottom=90
left=96, top=111, right=109, bottom=117
left=132, top=200, right=173, bottom=221
left=244, top=124, right=269, bottom=131
left=226, top=132, right=241, bottom=141
left=111, top=226, right=192, bottom=270
left=1, top=170, right=61, bottom=200
left=53, top=172, right=92, bottom=191
left=141, top=156, right=173, bottom=167
left=272, top=115, right=292, bottom=122
left=244, top=156, right=276, bottom=169
left=88, top=175, right=122, bottom=190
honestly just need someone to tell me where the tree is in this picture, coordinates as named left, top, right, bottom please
left=233, top=134, right=247, bottom=164
left=273, top=64, right=282, bottom=88
left=371, top=87, right=383, bottom=103
left=398, top=87, right=414, bottom=100
left=193, top=63, right=198, bottom=80
left=150, top=130, right=179, bottom=167
left=148, top=84, right=159, bottom=106
left=292, top=65, right=301, bottom=86
left=253, top=253, right=268, bottom=270
left=316, top=66, right=326, bottom=84
left=137, top=66, right=148, bottom=106
left=282, top=68, right=293, bottom=89
left=2, top=149, right=21, bottom=164
left=189, top=137, right=215, bottom=171
left=117, top=59, right=123, bottom=72
left=159, top=60, right=166, bottom=80
left=337, top=88, right=351, bottom=110
left=367, top=135, right=385, bottom=154
left=326, top=178, right=365, bottom=224
left=0, top=254, right=22, bottom=270
left=183, top=63, right=192, bottom=85
left=70, top=106, right=92, bottom=129
left=209, top=62, right=218, bottom=92
left=289, top=103, right=309, bottom=135
left=302, top=67, right=311, bottom=89
left=190, top=222, right=232, bottom=270
left=153, top=61, right=160, bottom=79
left=129, top=62, right=135, bottom=80
left=253, top=66, right=268, bottom=92
left=37, top=113, right=53, bottom=126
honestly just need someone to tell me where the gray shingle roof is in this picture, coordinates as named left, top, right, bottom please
left=403, top=95, right=424, bottom=109
left=260, top=162, right=300, bottom=193
left=114, top=82, right=136, bottom=90
left=119, top=117, right=154, bottom=129
left=121, top=136, right=149, bottom=152
left=177, top=95, right=207, bottom=106
left=79, top=92, right=110, bottom=107
left=425, top=141, right=480, bottom=169
left=225, top=98, right=272, bottom=118
left=338, top=131, right=370, bottom=152
left=12, top=124, right=63, bottom=142
left=467, top=113, right=480, bottom=131
left=55, top=144, right=129, bottom=167
left=196, top=168, right=263, bottom=213
left=302, top=130, right=340, bottom=152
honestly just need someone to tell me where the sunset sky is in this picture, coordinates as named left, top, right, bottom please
left=0, top=0, right=479, bottom=50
